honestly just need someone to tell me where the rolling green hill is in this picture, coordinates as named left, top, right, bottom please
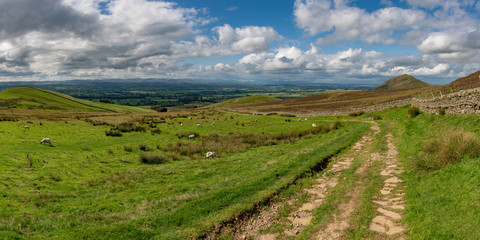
left=0, top=87, right=152, bottom=113
left=210, top=95, right=281, bottom=108
left=373, top=74, right=431, bottom=91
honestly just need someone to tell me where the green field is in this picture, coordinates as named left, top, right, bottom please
left=0, top=109, right=368, bottom=239
left=1, top=102, right=480, bottom=239
left=0, top=87, right=152, bottom=113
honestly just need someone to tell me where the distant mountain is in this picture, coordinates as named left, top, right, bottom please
left=373, top=74, right=431, bottom=91
left=0, top=87, right=152, bottom=113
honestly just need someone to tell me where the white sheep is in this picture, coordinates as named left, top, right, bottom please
left=312, top=123, right=317, bottom=128
left=197, top=124, right=202, bottom=127
left=188, top=134, right=195, bottom=139
left=212, top=122, right=215, bottom=125
left=205, top=152, right=219, bottom=159
left=40, top=138, right=52, bottom=145
left=304, top=118, right=308, bottom=121
left=24, top=126, right=29, bottom=130
left=298, top=118, right=301, bottom=121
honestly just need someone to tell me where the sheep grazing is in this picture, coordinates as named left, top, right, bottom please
left=211, top=122, right=215, bottom=125
left=298, top=118, right=301, bottom=121
left=205, top=152, right=219, bottom=159
left=40, top=138, right=52, bottom=145
left=197, top=124, right=202, bottom=127
left=312, top=123, right=317, bottom=128
left=24, top=126, right=29, bottom=130
left=188, top=134, right=195, bottom=139
left=304, top=118, right=308, bottom=121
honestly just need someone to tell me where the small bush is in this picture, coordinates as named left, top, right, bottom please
left=408, top=106, right=421, bottom=118
left=124, top=145, right=133, bottom=152
left=414, top=131, right=480, bottom=171
left=176, top=132, right=200, bottom=139
left=105, top=129, right=122, bottom=137
left=348, top=111, right=365, bottom=117
left=150, top=128, right=162, bottom=135
left=280, top=113, right=296, bottom=117
left=364, top=114, right=382, bottom=120
left=139, top=153, right=168, bottom=164
left=116, top=122, right=146, bottom=132
left=138, top=142, right=151, bottom=151
left=438, top=107, right=446, bottom=115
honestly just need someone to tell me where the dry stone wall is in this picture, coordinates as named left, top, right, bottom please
left=411, top=87, right=480, bottom=115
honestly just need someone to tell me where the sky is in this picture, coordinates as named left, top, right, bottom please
left=0, top=0, right=479, bottom=85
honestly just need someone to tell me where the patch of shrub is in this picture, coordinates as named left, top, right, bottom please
left=348, top=111, right=365, bottom=117
left=164, top=141, right=203, bottom=157
left=123, top=145, right=133, bottom=152
left=150, top=128, right=162, bottom=135
left=116, top=122, right=146, bottom=132
left=414, top=131, right=480, bottom=171
left=139, top=153, right=169, bottom=164
left=105, top=129, right=122, bottom=137
left=176, top=132, right=200, bottom=139
left=86, top=119, right=109, bottom=126
left=280, top=113, right=296, bottom=117
left=138, top=142, right=152, bottom=151
left=438, top=107, right=446, bottom=115
left=408, top=106, right=421, bottom=118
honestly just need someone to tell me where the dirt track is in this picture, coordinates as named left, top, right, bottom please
left=207, top=121, right=408, bottom=239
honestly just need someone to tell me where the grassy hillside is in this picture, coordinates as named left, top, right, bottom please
left=210, top=95, right=280, bottom=108
left=393, top=111, right=480, bottom=239
left=373, top=74, right=431, bottom=91
left=0, top=109, right=367, bottom=239
left=0, top=87, right=152, bottom=113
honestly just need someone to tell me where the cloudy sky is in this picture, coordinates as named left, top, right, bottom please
left=0, top=0, right=479, bottom=84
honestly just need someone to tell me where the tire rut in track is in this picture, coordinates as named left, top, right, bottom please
left=216, top=122, right=380, bottom=239
left=314, top=121, right=380, bottom=239
left=368, top=133, right=408, bottom=237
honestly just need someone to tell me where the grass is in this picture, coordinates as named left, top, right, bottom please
left=413, top=130, right=480, bottom=171
left=407, top=106, right=420, bottom=118
left=138, top=153, right=169, bottom=164
left=0, top=110, right=368, bottom=239
left=0, top=87, right=152, bottom=113
left=396, top=113, right=480, bottom=239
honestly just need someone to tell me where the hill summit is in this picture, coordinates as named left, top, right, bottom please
left=373, top=74, right=431, bottom=91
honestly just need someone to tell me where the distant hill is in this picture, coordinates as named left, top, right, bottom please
left=0, top=87, right=152, bottom=113
left=210, top=96, right=280, bottom=108
left=373, top=74, right=431, bottom=91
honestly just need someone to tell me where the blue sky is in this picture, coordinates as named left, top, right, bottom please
left=0, top=0, right=479, bottom=84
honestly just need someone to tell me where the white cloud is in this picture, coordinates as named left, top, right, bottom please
left=294, top=0, right=425, bottom=45
left=418, top=30, right=480, bottom=54
left=171, top=24, right=281, bottom=58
